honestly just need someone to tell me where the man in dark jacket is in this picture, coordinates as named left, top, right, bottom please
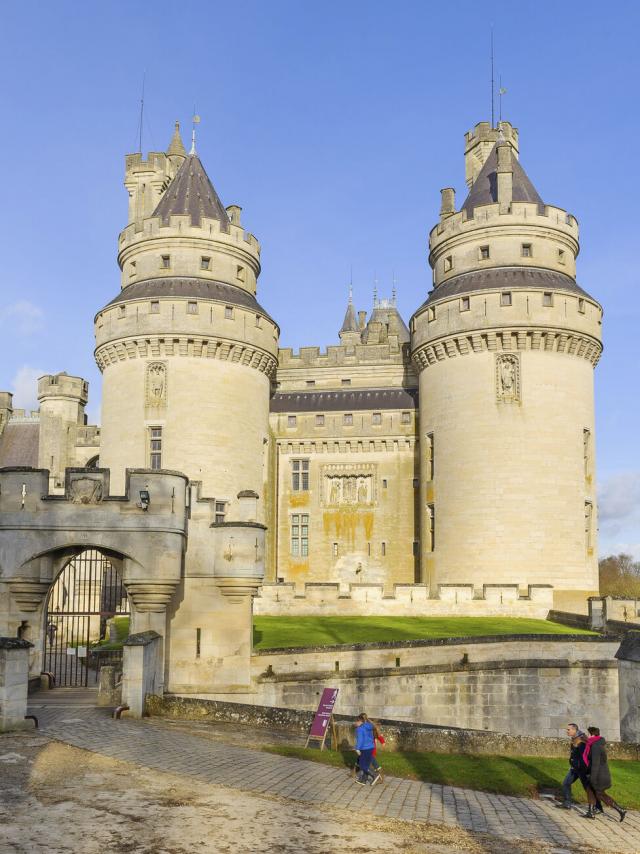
left=556, top=723, right=602, bottom=811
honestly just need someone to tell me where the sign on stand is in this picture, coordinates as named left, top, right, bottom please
left=305, top=687, right=339, bottom=750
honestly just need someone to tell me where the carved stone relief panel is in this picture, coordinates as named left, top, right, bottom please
left=68, top=475, right=103, bottom=505
left=321, top=463, right=377, bottom=506
left=496, top=353, right=521, bottom=403
left=146, top=362, right=167, bottom=408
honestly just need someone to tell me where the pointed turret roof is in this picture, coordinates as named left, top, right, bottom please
left=461, top=143, right=544, bottom=217
left=340, top=295, right=358, bottom=334
left=167, top=120, right=187, bottom=157
left=152, top=154, right=230, bottom=227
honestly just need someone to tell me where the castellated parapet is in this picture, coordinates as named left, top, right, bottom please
left=37, top=373, right=91, bottom=491
left=412, top=122, right=602, bottom=611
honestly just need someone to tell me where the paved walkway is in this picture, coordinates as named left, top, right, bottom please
left=28, top=692, right=640, bottom=854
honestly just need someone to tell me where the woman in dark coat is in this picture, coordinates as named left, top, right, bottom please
left=581, top=727, right=627, bottom=821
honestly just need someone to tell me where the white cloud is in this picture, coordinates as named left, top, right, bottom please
left=0, top=300, right=45, bottom=334
left=598, top=471, right=640, bottom=521
left=598, top=471, right=640, bottom=560
left=11, top=365, right=46, bottom=412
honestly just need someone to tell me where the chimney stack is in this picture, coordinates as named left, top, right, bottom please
left=440, top=188, right=456, bottom=220
left=496, top=142, right=513, bottom=212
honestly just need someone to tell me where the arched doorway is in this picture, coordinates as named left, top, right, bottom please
left=43, top=549, right=130, bottom=687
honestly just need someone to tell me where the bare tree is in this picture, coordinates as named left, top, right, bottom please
left=599, top=553, right=640, bottom=597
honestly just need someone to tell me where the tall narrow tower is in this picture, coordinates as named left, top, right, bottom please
left=411, top=122, right=602, bottom=611
left=95, top=123, right=279, bottom=691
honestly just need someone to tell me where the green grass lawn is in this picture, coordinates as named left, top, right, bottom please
left=263, top=745, right=640, bottom=809
left=252, top=616, right=594, bottom=650
left=91, top=615, right=130, bottom=651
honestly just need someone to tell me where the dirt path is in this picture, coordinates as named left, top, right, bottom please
left=0, top=731, right=588, bottom=854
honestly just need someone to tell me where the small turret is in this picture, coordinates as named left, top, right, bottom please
left=0, top=391, right=13, bottom=437
left=339, top=289, right=359, bottom=343
left=37, top=373, right=90, bottom=491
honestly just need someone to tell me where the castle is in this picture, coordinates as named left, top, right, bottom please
left=0, top=119, right=602, bottom=698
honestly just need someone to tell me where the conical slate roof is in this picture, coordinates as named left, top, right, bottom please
left=462, top=144, right=544, bottom=217
left=340, top=299, right=358, bottom=334
left=152, top=154, right=230, bottom=227
left=167, top=120, right=187, bottom=157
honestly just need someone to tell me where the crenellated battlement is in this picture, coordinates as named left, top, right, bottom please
left=118, top=213, right=260, bottom=252
left=254, top=581, right=554, bottom=617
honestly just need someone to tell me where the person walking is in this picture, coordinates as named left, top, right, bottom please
left=581, top=727, right=627, bottom=822
left=354, top=713, right=376, bottom=785
left=556, top=723, right=601, bottom=811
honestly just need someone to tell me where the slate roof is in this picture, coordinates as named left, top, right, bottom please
left=152, top=154, right=230, bottom=226
left=418, top=267, right=595, bottom=310
left=270, top=387, right=418, bottom=413
left=0, top=422, right=39, bottom=467
left=340, top=300, right=358, bottom=334
left=462, top=144, right=544, bottom=217
left=102, top=277, right=277, bottom=326
left=362, top=303, right=411, bottom=344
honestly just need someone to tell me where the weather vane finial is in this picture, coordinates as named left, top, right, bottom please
left=190, top=111, right=201, bottom=155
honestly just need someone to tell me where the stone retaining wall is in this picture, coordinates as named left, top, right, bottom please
left=148, top=695, right=640, bottom=760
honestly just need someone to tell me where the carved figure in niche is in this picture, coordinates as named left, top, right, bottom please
left=329, top=478, right=341, bottom=505
left=496, top=353, right=520, bottom=402
left=69, top=477, right=103, bottom=505
left=146, top=362, right=167, bottom=407
left=357, top=478, right=368, bottom=504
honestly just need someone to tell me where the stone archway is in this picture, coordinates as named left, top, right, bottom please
left=43, top=549, right=130, bottom=687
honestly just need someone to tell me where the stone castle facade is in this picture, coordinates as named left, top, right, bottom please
left=0, top=118, right=602, bottom=643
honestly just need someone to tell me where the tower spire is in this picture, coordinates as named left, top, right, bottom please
left=190, top=113, right=201, bottom=155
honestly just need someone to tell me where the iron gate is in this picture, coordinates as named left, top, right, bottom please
left=43, top=550, right=130, bottom=687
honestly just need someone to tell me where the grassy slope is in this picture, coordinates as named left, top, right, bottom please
left=253, top=616, right=593, bottom=650
left=264, top=745, right=640, bottom=809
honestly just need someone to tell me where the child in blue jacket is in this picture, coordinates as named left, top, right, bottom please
left=354, top=713, right=376, bottom=784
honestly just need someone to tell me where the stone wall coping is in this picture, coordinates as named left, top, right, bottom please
left=124, top=630, right=161, bottom=647
left=0, top=637, right=33, bottom=650
left=253, top=632, right=609, bottom=656
left=257, top=657, right=617, bottom=683
left=210, top=521, right=267, bottom=530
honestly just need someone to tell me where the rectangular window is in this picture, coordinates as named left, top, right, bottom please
left=291, top=458, right=309, bottom=491
left=214, top=501, right=227, bottom=524
left=521, top=243, right=532, bottom=257
left=161, top=254, right=170, bottom=269
left=236, top=265, right=245, bottom=282
left=426, top=432, right=434, bottom=480
left=224, top=305, right=234, bottom=319
left=200, top=256, right=211, bottom=270
left=381, top=542, right=386, bottom=557
left=315, top=414, right=324, bottom=426
left=129, top=261, right=136, bottom=278
left=427, top=503, right=435, bottom=551
left=343, top=413, right=353, bottom=426
left=428, top=306, right=436, bottom=321
left=306, top=380, right=316, bottom=387
left=401, top=411, right=411, bottom=424
left=150, top=300, right=160, bottom=314
left=460, top=296, right=470, bottom=311
left=444, top=255, right=453, bottom=272
left=255, top=315, right=262, bottom=327
left=187, top=301, right=198, bottom=314
left=372, top=412, right=382, bottom=425
left=118, top=305, right=126, bottom=317
left=578, top=298, right=586, bottom=314
left=583, top=428, right=591, bottom=478
left=412, top=478, right=419, bottom=488
left=287, top=415, right=297, bottom=428
left=332, top=542, right=338, bottom=557
left=341, top=378, right=351, bottom=386
left=382, top=478, right=388, bottom=489
left=149, top=427, right=162, bottom=470
left=412, top=541, right=419, bottom=557
left=367, top=542, right=371, bottom=556
left=543, top=292, right=554, bottom=307
left=500, top=292, right=512, bottom=307
left=558, top=249, right=566, bottom=264
left=585, top=501, right=593, bottom=552
left=291, top=514, right=309, bottom=557
left=479, top=245, right=490, bottom=260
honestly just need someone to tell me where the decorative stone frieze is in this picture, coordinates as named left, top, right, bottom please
left=412, top=326, right=602, bottom=371
left=95, top=334, right=277, bottom=378
left=145, top=362, right=167, bottom=407
left=125, top=581, right=180, bottom=612
left=496, top=353, right=521, bottom=403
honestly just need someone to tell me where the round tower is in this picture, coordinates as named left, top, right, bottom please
left=95, top=124, right=279, bottom=518
left=411, top=122, right=602, bottom=611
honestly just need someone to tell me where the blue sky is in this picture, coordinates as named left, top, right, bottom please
left=0, top=0, right=638, bottom=557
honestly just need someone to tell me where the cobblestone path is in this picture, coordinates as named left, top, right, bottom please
left=28, top=694, right=640, bottom=854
